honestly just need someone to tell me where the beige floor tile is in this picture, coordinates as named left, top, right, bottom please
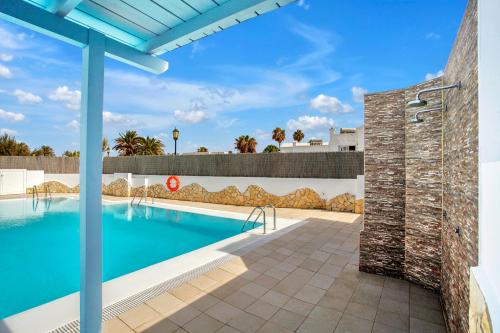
left=225, top=290, right=258, bottom=309
left=379, top=297, right=410, bottom=315
left=118, top=304, right=161, bottom=329
left=318, top=263, right=343, bottom=278
left=103, top=318, right=133, bottom=333
left=170, top=284, right=206, bottom=303
left=309, top=250, right=331, bottom=262
left=168, top=306, right=201, bottom=326
left=260, top=290, right=290, bottom=307
left=216, top=325, right=242, bottom=333
left=263, top=268, right=289, bottom=281
left=344, top=301, right=377, bottom=321
left=228, top=312, right=265, bottom=333
left=206, top=301, right=244, bottom=323
left=318, top=295, right=349, bottom=312
left=253, top=274, right=280, bottom=289
left=297, top=317, right=336, bottom=333
left=240, top=282, right=268, bottom=298
left=205, top=268, right=237, bottom=283
left=294, top=284, right=326, bottom=304
left=189, top=293, right=220, bottom=312
left=269, top=309, right=306, bottom=331
left=375, top=309, right=409, bottom=330
left=308, top=273, right=335, bottom=290
left=334, top=314, right=373, bottom=333
left=183, top=313, right=224, bottom=333
left=220, top=261, right=249, bottom=276
left=146, top=293, right=185, bottom=316
left=409, top=317, right=446, bottom=333
left=372, top=322, right=408, bottom=333
left=300, top=258, right=324, bottom=272
left=245, top=299, right=279, bottom=320
left=256, top=321, right=293, bottom=333
left=410, top=304, right=444, bottom=325
left=189, top=275, right=219, bottom=292
left=282, top=298, right=314, bottom=316
left=135, top=318, right=179, bottom=333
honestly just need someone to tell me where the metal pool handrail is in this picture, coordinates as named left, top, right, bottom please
left=242, top=206, right=267, bottom=234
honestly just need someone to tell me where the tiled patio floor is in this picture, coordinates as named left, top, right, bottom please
left=100, top=204, right=446, bottom=333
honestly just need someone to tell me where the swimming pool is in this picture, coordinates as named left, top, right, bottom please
left=0, top=197, right=257, bottom=319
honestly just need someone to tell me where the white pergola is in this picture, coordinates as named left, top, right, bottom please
left=0, top=1, right=295, bottom=331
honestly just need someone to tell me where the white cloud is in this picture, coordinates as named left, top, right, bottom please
left=0, top=25, right=29, bottom=50
left=352, top=86, right=368, bottom=103
left=217, top=118, right=237, bottom=129
left=66, top=119, right=80, bottom=131
left=297, top=0, right=310, bottom=10
left=0, top=64, right=12, bottom=79
left=0, top=109, right=25, bottom=121
left=0, top=128, right=17, bottom=136
left=254, top=128, right=270, bottom=140
left=191, top=41, right=205, bottom=57
left=49, top=86, right=81, bottom=110
left=425, top=70, right=444, bottom=81
left=425, top=32, right=441, bottom=40
left=287, top=115, right=335, bottom=130
left=174, top=110, right=208, bottom=124
left=310, top=94, right=354, bottom=114
left=0, top=53, right=13, bottom=62
left=13, top=89, right=43, bottom=104
left=103, top=111, right=138, bottom=126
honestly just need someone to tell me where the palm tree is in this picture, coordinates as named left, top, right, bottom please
left=113, top=130, right=142, bottom=156
left=32, top=145, right=55, bottom=157
left=293, top=129, right=304, bottom=143
left=263, top=144, right=279, bottom=153
left=197, top=146, right=208, bottom=153
left=0, top=134, right=18, bottom=156
left=15, top=142, right=31, bottom=156
left=138, top=136, right=165, bottom=155
left=272, top=127, right=286, bottom=148
left=62, top=150, right=80, bottom=157
left=234, top=135, right=257, bottom=153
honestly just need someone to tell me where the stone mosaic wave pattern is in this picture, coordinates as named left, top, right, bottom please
left=28, top=179, right=364, bottom=213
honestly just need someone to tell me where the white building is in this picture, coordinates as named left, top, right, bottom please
left=280, top=125, right=364, bottom=153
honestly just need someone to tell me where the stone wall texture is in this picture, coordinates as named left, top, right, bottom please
left=404, top=79, right=443, bottom=291
left=30, top=180, right=363, bottom=213
left=442, top=0, right=479, bottom=331
left=359, top=88, right=406, bottom=278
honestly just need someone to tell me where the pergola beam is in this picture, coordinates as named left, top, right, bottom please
left=48, top=0, right=82, bottom=17
left=139, top=0, right=275, bottom=54
left=0, top=0, right=168, bottom=74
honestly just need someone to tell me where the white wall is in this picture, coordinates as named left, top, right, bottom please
left=0, top=169, right=26, bottom=195
left=473, top=0, right=500, bottom=329
left=26, top=170, right=44, bottom=188
left=45, top=174, right=80, bottom=187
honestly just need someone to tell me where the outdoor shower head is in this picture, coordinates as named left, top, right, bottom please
left=406, top=81, right=461, bottom=109
left=408, top=107, right=443, bottom=124
left=407, top=99, right=428, bottom=108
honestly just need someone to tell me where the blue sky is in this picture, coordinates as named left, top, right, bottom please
left=0, top=0, right=466, bottom=154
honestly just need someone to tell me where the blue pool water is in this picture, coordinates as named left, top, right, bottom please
left=0, top=198, right=254, bottom=319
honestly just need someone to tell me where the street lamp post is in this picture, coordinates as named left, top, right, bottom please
left=172, top=128, right=179, bottom=155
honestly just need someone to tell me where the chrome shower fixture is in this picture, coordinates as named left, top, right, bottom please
left=409, top=107, right=443, bottom=123
left=407, top=81, right=461, bottom=108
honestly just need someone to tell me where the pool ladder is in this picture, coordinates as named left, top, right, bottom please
left=131, top=186, right=160, bottom=206
left=241, top=204, right=276, bottom=234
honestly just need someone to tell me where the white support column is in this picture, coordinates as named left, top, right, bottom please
left=80, top=29, right=105, bottom=333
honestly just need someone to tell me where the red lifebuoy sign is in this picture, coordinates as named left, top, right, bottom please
left=166, top=176, right=180, bottom=192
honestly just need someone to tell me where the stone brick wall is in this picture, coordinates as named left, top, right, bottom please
left=404, top=79, right=443, bottom=291
left=442, top=0, right=479, bottom=331
left=359, top=88, right=406, bottom=278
